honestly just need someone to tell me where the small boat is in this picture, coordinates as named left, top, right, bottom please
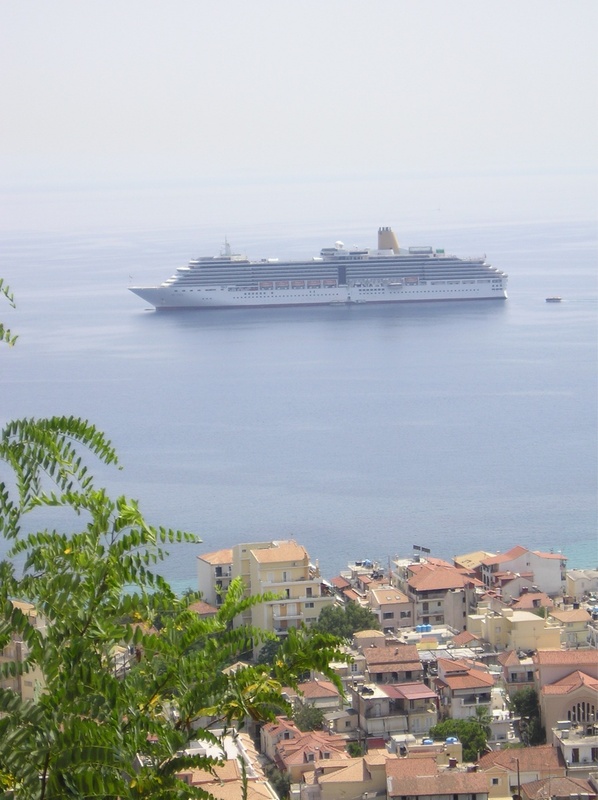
left=545, top=296, right=562, bottom=303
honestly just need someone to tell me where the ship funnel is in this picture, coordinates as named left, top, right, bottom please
left=378, top=226, right=400, bottom=253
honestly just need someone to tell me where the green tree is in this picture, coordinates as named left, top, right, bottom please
left=264, top=764, right=290, bottom=800
left=510, top=688, right=545, bottom=745
left=346, top=741, right=364, bottom=757
left=0, top=415, right=346, bottom=798
left=510, top=687, right=539, bottom=720
left=428, top=718, right=489, bottom=762
left=0, top=279, right=17, bottom=346
left=473, top=704, right=492, bottom=738
left=293, top=704, right=325, bottom=732
left=314, top=602, right=380, bottom=640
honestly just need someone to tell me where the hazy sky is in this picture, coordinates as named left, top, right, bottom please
left=1, top=1, right=596, bottom=229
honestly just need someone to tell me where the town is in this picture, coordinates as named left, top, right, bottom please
left=3, top=540, right=597, bottom=799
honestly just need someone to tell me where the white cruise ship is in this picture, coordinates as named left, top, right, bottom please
left=129, top=227, right=508, bottom=310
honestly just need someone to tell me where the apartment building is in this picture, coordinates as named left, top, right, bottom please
left=392, top=556, right=479, bottom=630
left=230, top=540, right=335, bottom=657
left=480, top=545, right=567, bottom=597
left=196, top=547, right=233, bottom=607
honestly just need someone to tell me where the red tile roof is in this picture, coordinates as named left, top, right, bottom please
left=533, top=650, right=598, bottom=667
left=364, top=644, right=421, bottom=668
left=477, top=744, right=565, bottom=772
left=297, top=679, right=340, bottom=699
left=542, top=670, right=598, bottom=695
left=521, top=776, right=595, bottom=800
left=197, top=548, right=233, bottom=565
left=407, top=563, right=473, bottom=592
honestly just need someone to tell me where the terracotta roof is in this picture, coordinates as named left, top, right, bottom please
left=452, top=630, right=480, bottom=646
left=481, top=545, right=530, bottom=566
left=436, top=659, right=494, bottom=690
left=521, top=776, right=595, bottom=800
left=549, top=608, right=591, bottom=623
left=511, top=592, right=553, bottom=610
left=497, top=650, right=520, bottom=667
left=363, top=644, right=421, bottom=667
left=275, top=730, right=348, bottom=767
left=188, top=599, right=218, bottom=616
left=251, top=541, right=307, bottom=564
left=383, top=682, right=437, bottom=701
left=437, top=670, right=495, bottom=691
left=542, top=670, right=598, bottom=695
left=297, top=679, right=340, bottom=699
left=407, top=563, right=472, bottom=592
left=387, top=756, right=437, bottom=776
left=534, top=550, right=566, bottom=560
left=197, top=548, right=233, bottom=565
left=330, top=576, right=350, bottom=589
left=534, top=650, right=598, bottom=666
left=477, top=744, right=565, bottom=772
left=386, top=763, right=490, bottom=798
left=343, top=589, right=360, bottom=601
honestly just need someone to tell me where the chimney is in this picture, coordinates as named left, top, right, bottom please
left=378, top=227, right=400, bottom=253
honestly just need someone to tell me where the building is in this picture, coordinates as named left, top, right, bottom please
left=196, top=548, right=233, bottom=607
left=293, top=678, right=343, bottom=714
left=566, top=569, right=598, bottom=602
left=299, top=751, right=394, bottom=800
left=497, top=650, right=536, bottom=697
left=552, top=723, right=598, bottom=779
left=0, top=600, right=45, bottom=701
left=392, top=556, right=479, bottom=630
left=477, top=745, right=566, bottom=800
left=386, top=756, right=491, bottom=800
left=548, top=608, right=592, bottom=649
left=533, top=650, right=598, bottom=734
left=477, top=607, right=562, bottom=651
left=368, top=585, right=413, bottom=633
left=230, top=540, right=335, bottom=657
left=480, top=546, right=567, bottom=597
left=350, top=680, right=438, bottom=737
left=434, top=657, right=495, bottom=720
left=362, top=644, right=423, bottom=684
left=174, top=730, right=278, bottom=799
left=520, top=775, right=596, bottom=800
left=261, top=720, right=349, bottom=784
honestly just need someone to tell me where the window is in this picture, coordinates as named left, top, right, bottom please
left=305, top=602, right=314, bottom=608
left=400, top=610, right=411, bottom=618
left=383, top=612, right=394, bottom=620
left=492, top=778, right=499, bottom=786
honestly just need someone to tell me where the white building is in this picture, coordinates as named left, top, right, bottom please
left=480, top=545, right=567, bottom=597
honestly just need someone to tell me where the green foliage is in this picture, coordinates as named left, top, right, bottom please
left=293, top=704, right=325, bottom=732
left=346, top=740, right=364, bottom=757
left=0, top=279, right=17, bottom=346
left=264, top=764, right=290, bottom=799
left=511, top=689, right=545, bottom=745
left=314, top=601, right=380, bottom=640
left=0, top=415, right=346, bottom=798
left=510, top=687, right=539, bottom=720
left=428, top=717, right=490, bottom=762
left=256, top=636, right=283, bottom=666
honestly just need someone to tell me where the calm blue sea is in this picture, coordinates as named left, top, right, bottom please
left=1, top=215, right=596, bottom=593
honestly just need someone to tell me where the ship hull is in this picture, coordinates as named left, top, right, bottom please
left=130, top=282, right=507, bottom=310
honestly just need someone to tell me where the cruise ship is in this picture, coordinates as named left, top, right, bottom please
left=129, top=227, right=508, bottom=310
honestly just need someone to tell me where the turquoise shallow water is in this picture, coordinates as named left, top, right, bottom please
left=1, top=216, right=596, bottom=591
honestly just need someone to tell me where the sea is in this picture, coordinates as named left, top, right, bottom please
left=1, top=210, right=596, bottom=595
